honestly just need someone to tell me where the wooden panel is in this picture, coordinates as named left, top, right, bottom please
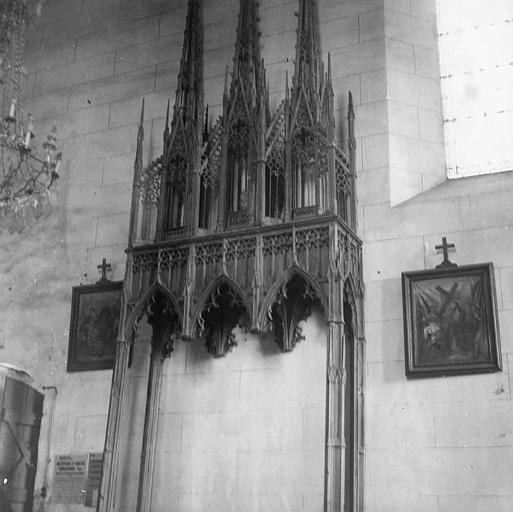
left=0, top=377, right=43, bottom=512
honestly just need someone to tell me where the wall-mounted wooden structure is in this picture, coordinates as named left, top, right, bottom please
left=97, top=1, right=365, bottom=511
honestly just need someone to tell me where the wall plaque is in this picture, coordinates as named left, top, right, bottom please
left=53, top=454, right=87, bottom=504
left=53, top=453, right=102, bottom=506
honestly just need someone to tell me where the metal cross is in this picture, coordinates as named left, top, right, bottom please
left=97, top=258, right=112, bottom=283
left=435, top=237, right=457, bottom=269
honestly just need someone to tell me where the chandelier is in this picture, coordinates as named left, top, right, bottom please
left=0, top=0, right=61, bottom=234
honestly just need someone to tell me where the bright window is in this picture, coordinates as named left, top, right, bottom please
left=437, top=0, right=513, bottom=177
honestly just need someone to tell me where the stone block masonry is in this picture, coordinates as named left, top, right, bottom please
left=2, top=1, right=511, bottom=511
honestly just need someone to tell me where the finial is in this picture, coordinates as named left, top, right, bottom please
left=224, top=65, right=230, bottom=98
left=135, top=99, right=145, bottom=167
left=139, top=98, right=145, bottom=126
left=165, top=99, right=170, bottom=129
left=137, top=98, right=145, bottom=144
left=264, top=73, right=270, bottom=123
left=319, top=60, right=324, bottom=94
left=203, top=104, right=209, bottom=143
left=169, top=0, right=203, bottom=127
left=348, top=91, right=354, bottom=118
left=163, top=98, right=170, bottom=148
left=327, top=52, right=332, bottom=83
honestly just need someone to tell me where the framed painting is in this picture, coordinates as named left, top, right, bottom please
left=402, top=263, right=501, bottom=378
left=67, top=280, right=122, bottom=372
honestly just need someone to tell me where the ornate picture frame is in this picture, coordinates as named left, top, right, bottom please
left=402, top=263, right=501, bottom=378
left=67, top=280, right=122, bottom=372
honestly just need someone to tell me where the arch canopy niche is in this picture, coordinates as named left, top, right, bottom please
left=195, top=276, right=251, bottom=358
left=265, top=270, right=327, bottom=352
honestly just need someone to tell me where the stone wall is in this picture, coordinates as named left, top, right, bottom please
left=114, top=318, right=327, bottom=511
left=364, top=171, right=513, bottom=512
left=0, top=0, right=509, bottom=511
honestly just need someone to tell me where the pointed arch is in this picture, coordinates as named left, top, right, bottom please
left=199, top=114, right=222, bottom=230
left=161, top=119, right=189, bottom=233
left=228, top=81, right=253, bottom=132
left=191, top=274, right=252, bottom=358
left=344, top=279, right=358, bottom=339
left=166, top=116, right=191, bottom=161
left=344, top=267, right=364, bottom=300
left=344, top=272, right=360, bottom=301
left=343, top=275, right=359, bottom=345
left=258, top=265, right=328, bottom=351
left=265, top=100, right=286, bottom=219
left=290, top=87, right=316, bottom=135
left=125, top=282, right=183, bottom=344
left=257, top=264, right=328, bottom=331
left=191, top=273, right=252, bottom=330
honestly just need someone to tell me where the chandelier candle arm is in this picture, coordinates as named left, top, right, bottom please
left=7, top=99, right=16, bottom=121
left=0, top=0, right=63, bottom=233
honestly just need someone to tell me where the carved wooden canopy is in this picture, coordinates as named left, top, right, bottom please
left=99, top=2, right=365, bottom=512
left=129, top=0, right=361, bottom=358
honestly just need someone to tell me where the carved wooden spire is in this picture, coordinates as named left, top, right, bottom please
left=229, top=0, right=262, bottom=102
left=135, top=99, right=145, bottom=169
left=348, top=90, right=355, bottom=143
left=218, top=0, right=265, bottom=229
left=292, top=0, right=321, bottom=118
left=347, top=90, right=357, bottom=227
left=163, top=98, right=170, bottom=154
left=128, top=99, right=145, bottom=247
left=287, top=0, right=325, bottom=216
left=156, top=0, right=203, bottom=240
left=324, top=53, right=335, bottom=126
left=168, top=0, right=202, bottom=142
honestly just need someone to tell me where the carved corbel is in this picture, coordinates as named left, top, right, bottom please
left=198, top=282, right=249, bottom=358
left=146, top=293, right=181, bottom=360
left=268, top=274, right=322, bottom=352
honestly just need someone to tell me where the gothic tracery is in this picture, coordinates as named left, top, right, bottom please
left=100, top=1, right=364, bottom=511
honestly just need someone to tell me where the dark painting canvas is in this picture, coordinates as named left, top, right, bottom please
left=67, top=281, right=122, bottom=372
left=402, top=264, right=501, bottom=377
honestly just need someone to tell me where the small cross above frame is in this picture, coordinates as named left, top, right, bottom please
left=97, top=258, right=112, bottom=283
left=435, top=237, right=457, bottom=269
